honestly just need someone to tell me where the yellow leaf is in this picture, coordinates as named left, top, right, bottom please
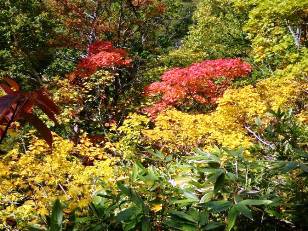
left=151, top=204, right=162, bottom=212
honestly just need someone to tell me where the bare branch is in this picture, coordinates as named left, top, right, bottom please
left=285, top=20, right=301, bottom=49
left=244, top=125, right=275, bottom=149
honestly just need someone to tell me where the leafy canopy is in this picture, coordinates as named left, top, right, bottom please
left=144, top=58, right=252, bottom=116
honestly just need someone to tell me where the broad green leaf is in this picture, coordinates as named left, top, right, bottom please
left=223, top=148, right=244, bottom=158
left=116, top=206, right=140, bottom=222
left=255, top=117, right=262, bottom=126
left=226, top=207, right=238, bottom=231
left=141, top=217, right=151, bottom=231
left=172, top=198, right=197, bottom=205
left=117, top=183, right=144, bottom=208
left=149, top=150, right=164, bottom=159
left=181, top=224, right=198, bottom=231
left=124, top=219, right=138, bottom=231
left=49, top=199, right=63, bottom=231
left=239, top=199, right=272, bottom=206
left=165, top=155, right=173, bottom=162
left=165, top=220, right=183, bottom=230
left=183, top=191, right=199, bottom=202
left=214, top=173, right=225, bottom=193
left=205, top=222, right=225, bottom=230
left=300, top=163, right=308, bottom=173
left=132, top=164, right=140, bottom=181
left=281, top=162, right=299, bottom=173
left=194, top=148, right=220, bottom=163
left=235, top=204, right=253, bottom=220
left=27, top=225, right=44, bottom=231
left=206, top=200, right=232, bottom=213
left=199, top=211, right=209, bottom=226
left=170, top=211, right=197, bottom=223
left=200, top=192, right=214, bottom=203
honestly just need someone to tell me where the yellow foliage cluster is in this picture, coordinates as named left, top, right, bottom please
left=144, top=74, right=304, bottom=152
left=114, top=113, right=150, bottom=158
left=0, top=135, right=115, bottom=228
left=52, top=77, right=80, bottom=124
left=51, top=70, right=115, bottom=125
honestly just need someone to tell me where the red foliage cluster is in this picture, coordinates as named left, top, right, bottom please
left=0, top=78, right=59, bottom=146
left=144, top=58, right=252, bottom=116
left=131, top=0, right=153, bottom=7
left=47, top=0, right=112, bottom=48
left=69, top=41, right=132, bottom=81
left=131, top=0, right=166, bottom=15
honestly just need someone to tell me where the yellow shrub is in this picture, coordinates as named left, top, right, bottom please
left=144, top=74, right=304, bottom=152
left=0, top=135, right=115, bottom=228
left=115, top=113, right=150, bottom=158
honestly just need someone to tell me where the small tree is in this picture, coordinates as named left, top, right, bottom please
left=144, top=58, right=252, bottom=116
left=69, top=40, right=132, bottom=81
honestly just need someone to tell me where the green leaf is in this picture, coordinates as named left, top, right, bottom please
left=117, top=183, right=144, bottom=208
left=194, top=148, right=220, bottom=163
left=281, top=162, right=299, bottom=173
left=181, top=224, right=197, bottom=231
left=206, top=200, right=232, bottom=213
left=49, top=199, right=64, bottom=231
left=183, top=191, right=199, bottom=202
left=199, top=211, right=209, bottom=226
left=165, top=220, right=183, bottom=230
left=300, top=163, right=308, bottom=173
left=255, top=117, right=262, bottom=126
left=200, top=192, right=213, bottom=203
left=150, top=150, right=164, bottom=159
left=170, top=211, right=197, bottom=223
left=226, top=207, right=238, bottom=231
left=165, top=155, right=173, bottom=162
left=141, top=217, right=151, bottom=231
left=204, top=222, right=225, bottom=230
left=166, top=220, right=197, bottom=231
left=172, top=198, right=197, bottom=206
left=235, top=204, right=252, bottom=220
left=116, top=206, right=140, bottom=222
left=239, top=199, right=272, bottom=206
left=214, top=172, right=225, bottom=194
left=223, top=148, right=244, bottom=158
left=27, top=225, right=45, bottom=231
left=124, top=219, right=138, bottom=231
left=131, top=164, right=140, bottom=181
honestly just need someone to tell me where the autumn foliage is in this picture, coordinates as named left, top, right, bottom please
left=0, top=78, right=59, bottom=146
left=69, top=41, right=132, bottom=81
left=144, top=58, right=252, bottom=116
left=47, top=0, right=112, bottom=48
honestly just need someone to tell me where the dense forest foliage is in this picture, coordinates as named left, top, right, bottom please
left=0, top=0, right=307, bottom=230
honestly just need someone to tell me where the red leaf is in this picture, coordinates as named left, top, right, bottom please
left=0, top=83, right=15, bottom=94
left=24, top=113, right=53, bottom=147
left=144, top=58, right=252, bottom=117
left=3, top=77, right=20, bottom=92
left=35, top=89, right=60, bottom=122
left=0, top=94, right=21, bottom=123
left=36, top=89, right=59, bottom=114
left=71, top=40, right=132, bottom=80
left=0, top=78, right=59, bottom=146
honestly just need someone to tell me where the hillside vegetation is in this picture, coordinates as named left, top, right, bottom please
left=0, top=0, right=307, bottom=230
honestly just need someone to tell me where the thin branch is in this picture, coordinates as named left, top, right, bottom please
left=285, top=20, right=301, bottom=49
left=244, top=125, right=275, bottom=149
left=58, top=183, right=71, bottom=200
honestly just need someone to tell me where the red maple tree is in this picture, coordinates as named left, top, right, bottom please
left=144, top=58, right=252, bottom=116
left=69, top=40, right=132, bottom=81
